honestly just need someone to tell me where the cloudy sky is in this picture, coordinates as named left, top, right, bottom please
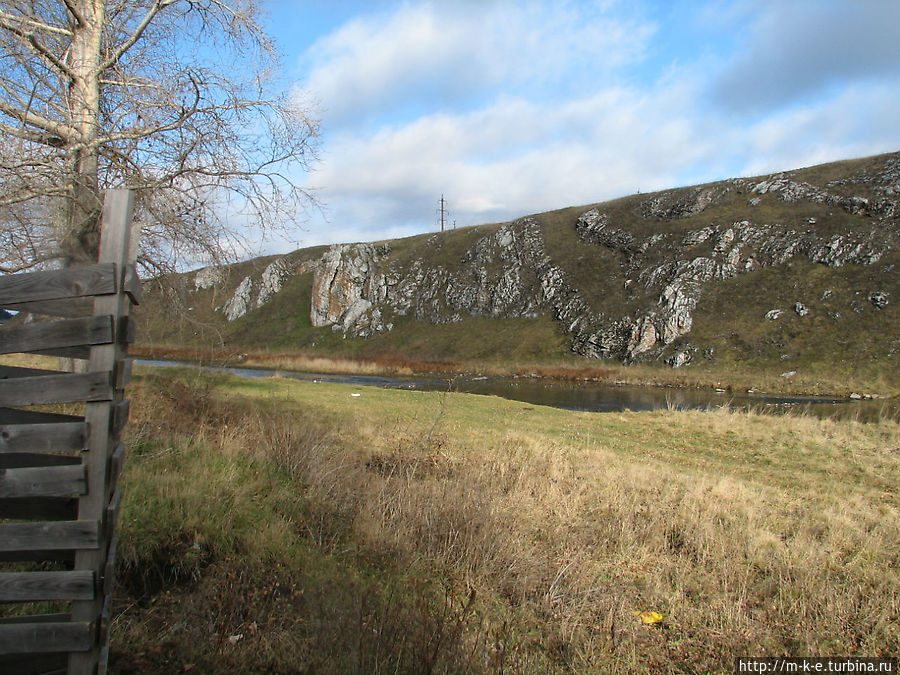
left=258, top=0, right=900, bottom=251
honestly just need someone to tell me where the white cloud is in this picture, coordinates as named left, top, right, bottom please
left=281, top=0, right=900, bottom=252
left=734, top=82, right=900, bottom=177
left=305, top=77, right=717, bottom=242
left=299, top=1, right=656, bottom=128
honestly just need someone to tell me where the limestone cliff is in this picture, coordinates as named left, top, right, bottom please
left=193, top=151, right=899, bottom=368
left=309, top=243, right=390, bottom=337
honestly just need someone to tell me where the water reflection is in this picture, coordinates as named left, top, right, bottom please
left=137, top=360, right=896, bottom=422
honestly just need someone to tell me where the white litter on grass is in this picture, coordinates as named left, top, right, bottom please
left=351, top=393, right=361, bottom=397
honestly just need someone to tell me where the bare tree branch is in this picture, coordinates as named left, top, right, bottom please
left=0, top=10, right=73, bottom=36
left=0, top=20, right=77, bottom=79
left=99, top=0, right=177, bottom=72
left=0, top=96, right=74, bottom=140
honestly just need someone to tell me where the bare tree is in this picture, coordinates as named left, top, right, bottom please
left=0, top=0, right=319, bottom=274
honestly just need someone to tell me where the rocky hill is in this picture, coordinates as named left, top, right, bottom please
left=139, top=152, right=899, bottom=386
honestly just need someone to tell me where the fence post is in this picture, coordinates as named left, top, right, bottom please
left=69, top=189, right=139, bottom=674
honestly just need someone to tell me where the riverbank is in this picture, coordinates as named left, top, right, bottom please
left=136, top=357, right=899, bottom=422
left=131, top=344, right=898, bottom=399
left=111, top=367, right=900, bottom=672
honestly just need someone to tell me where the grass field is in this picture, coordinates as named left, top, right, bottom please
left=107, top=366, right=900, bottom=673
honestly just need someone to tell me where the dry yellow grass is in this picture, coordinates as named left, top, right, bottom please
left=243, top=353, right=417, bottom=376
left=344, top=409, right=899, bottom=669
left=110, top=369, right=900, bottom=672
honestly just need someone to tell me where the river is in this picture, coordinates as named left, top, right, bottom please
left=136, top=359, right=897, bottom=422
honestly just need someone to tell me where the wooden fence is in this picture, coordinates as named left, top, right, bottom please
left=0, top=190, right=140, bottom=674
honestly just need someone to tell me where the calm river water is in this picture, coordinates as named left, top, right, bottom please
left=137, top=360, right=896, bottom=422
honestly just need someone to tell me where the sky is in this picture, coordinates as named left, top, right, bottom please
left=256, top=0, right=900, bottom=253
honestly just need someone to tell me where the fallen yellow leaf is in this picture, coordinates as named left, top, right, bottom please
left=632, top=610, right=664, bottom=625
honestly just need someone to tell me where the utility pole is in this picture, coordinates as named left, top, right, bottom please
left=438, top=194, right=448, bottom=232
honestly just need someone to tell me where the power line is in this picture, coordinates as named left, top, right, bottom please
left=437, top=194, right=448, bottom=232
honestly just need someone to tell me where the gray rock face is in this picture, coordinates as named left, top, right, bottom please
left=576, top=209, right=636, bottom=251
left=219, top=257, right=316, bottom=321
left=310, top=244, right=390, bottom=336
left=387, top=222, right=548, bottom=325
left=639, top=186, right=726, bottom=220
left=194, top=266, right=223, bottom=290
left=224, top=276, right=253, bottom=321
left=256, top=260, right=290, bottom=308
left=667, top=347, right=694, bottom=368
left=748, top=174, right=897, bottom=220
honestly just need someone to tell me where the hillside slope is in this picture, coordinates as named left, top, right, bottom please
left=138, top=152, right=900, bottom=389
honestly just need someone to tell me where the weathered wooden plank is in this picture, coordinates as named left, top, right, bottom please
left=115, top=359, right=133, bottom=390
left=0, top=419, right=86, bottom=453
left=98, top=592, right=112, bottom=645
left=0, top=453, right=80, bottom=469
left=0, top=371, right=113, bottom=407
left=0, top=620, right=70, bottom=673
left=0, top=621, right=92, bottom=655
left=111, top=399, right=130, bottom=436
left=102, top=537, right=118, bottom=596
left=34, top=321, right=136, bottom=362
left=123, top=264, right=142, bottom=305
left=0, top=571, right=94, bottom=603
left=0, top=464, right=86, bottom=498
left=25, top=345, right=91, bottom=360
left=0, top=316, right=114, bottom=356
left=108, top=444, right=125, bottom=486
left=71, top=190, right=140, bottom=675
left=122, top=316, right=137, bottom=344
left=98, top=643, right=110, bottom=675
left=103, top=488, right=122, bottom=540
left=0, top=613, right=71, bottom=625
left=0, top=520, right=98, bottom=552
left=0, top=263, right=117, bottom=306
left=0, top=497, right=77, bottom=520
left=2, top=297, right=93, bottom=318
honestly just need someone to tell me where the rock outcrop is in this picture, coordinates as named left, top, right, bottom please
left=203, top=152, right=899, bottom=368
left=256, top=260, right=290, bottom=308
left=194, top=266, right=223, bottom=290
left=310, top=244, right=390, bottom=337
left=223, top=276, right=253, bottom=321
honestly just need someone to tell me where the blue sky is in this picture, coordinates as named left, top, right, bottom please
left=257, top=0, right=900, bottom=251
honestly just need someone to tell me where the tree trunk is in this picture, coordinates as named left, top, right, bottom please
left=58, top=1, right=105, bottom=375
left=60, top=0, right=105, bottom=266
